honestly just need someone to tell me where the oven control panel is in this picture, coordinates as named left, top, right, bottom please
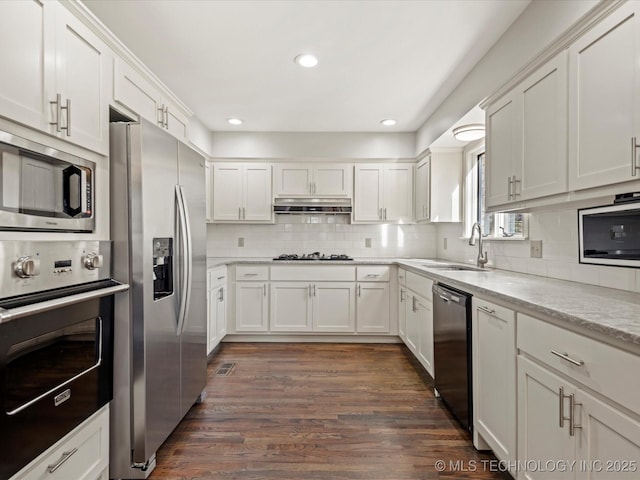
left=0, top=241, right=111, bottom=298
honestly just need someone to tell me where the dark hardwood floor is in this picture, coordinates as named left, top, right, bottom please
left=149, top=343, right=510, bottom=480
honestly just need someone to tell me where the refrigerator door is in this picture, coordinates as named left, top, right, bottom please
left=131, top=121, right=182, bottom=464
left=177, top=142, right=207, bottom=416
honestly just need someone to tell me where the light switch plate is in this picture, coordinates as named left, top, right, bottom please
left=530, top=240, right=542, bottom=258
left=238, top=237, right=245, bottom=247
left=365, top=238, right=372, bottom=248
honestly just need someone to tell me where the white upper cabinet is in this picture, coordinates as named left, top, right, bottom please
left=415, top=157, right=430, bottom=222
left=0, top=1, right=109, bottom=154
left=211, top=163, right=272, bottom=223
left=113, top=58, right=190, bottom=142
left=568, top=2, right=640, bottom=190
left=274, top=163, right=352, bottom=197
left=429, top=150, right=462, bottom=222
left=486, top=51, right=568, bottom=208
left=354, top=164, right=413, bottom=223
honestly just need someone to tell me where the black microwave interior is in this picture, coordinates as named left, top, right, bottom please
left=581, top=209, right=640, bottom=260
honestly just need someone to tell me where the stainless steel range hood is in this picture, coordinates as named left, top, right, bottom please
left=273, top=198, right=352, bottom=215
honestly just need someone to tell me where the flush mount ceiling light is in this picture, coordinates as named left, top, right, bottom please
left=227, top=118, right=243, bottom=126
left=294, top=53, right=318, bottom=68
left=380, top=119, right=396, bottom=126
left=453, top=123, right=485, bottom=142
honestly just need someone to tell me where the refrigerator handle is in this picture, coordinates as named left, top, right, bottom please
left=175, top=185, right=193, bottom=336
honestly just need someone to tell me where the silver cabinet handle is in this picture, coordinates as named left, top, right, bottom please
left=507, top=176, right=513, bottom=200
left=379, top=208, right=383, bottom=220
left=238, top=207, right=241, bottom=219
left=313, top=284, right=316, bottom=297
left=358, top=284, right=361, bottom=297
left=263, top=284, right=266, bottom=296
left=63, top=98, right=71, bottom=136
left=242, top=207, right=245, bottom=219
left=632, top=137, right=639, bottom=176
left=366, top=274, right=379, bottom=278
left=308, top=284, right=312, bottom=297
left=164, top=106, right=169, bottom=129
left=243, top=273, right=258, bottom=276
left=400, top=288, right=404, bottom=302
left=477, top=306, right=496, bottom=315
left=218, top=287, right=224, bottom=302
left=551, top=350, right=584, bottom=367
left=158, top=105, right=165, bottom=127
left=50, top=93, right=62, bottom=132
left=513, top=176, right=521, bottom=197
left=384, top=207, right=387, bottom=220
left=569, top=394, right=582, bottom=437
left=412, top=296, right=417, bottom=312
left=217, top=276, right=225, bottom=280
left=48, top=447, right=78, bottom=473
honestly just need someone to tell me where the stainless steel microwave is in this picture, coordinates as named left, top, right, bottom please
left=0, top=130, right=94, bottom=232
left=578, top=200, right=640, bottom=268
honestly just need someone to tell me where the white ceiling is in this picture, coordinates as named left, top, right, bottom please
left=84, top=0, right=529, bottom=133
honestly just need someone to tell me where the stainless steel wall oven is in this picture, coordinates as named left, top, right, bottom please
left=0, top=241, right=127, bottom=479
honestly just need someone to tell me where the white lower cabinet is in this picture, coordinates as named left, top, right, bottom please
left=356, top=283, right=389, bottom=333
left=403, top=288, right=433, bottom=377
left=235, top=281, right=268, bottom=332
left=398, top=276, right=407, bottom=341
left=472, top=298, right=517, bottom=467
left=517, top=313, right=640, bottom=480
left=270, top=282, right=313, bottom=332
left=11, top=406, right=109, bottom=480
left=207, top=266, right=227, bottom=354
left=313, top=283, right=356, bottom=332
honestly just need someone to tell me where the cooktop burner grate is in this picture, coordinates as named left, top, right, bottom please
left=273, top=253, right=354, bottom=261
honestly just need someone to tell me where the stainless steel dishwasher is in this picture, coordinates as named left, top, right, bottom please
left=432, top=283, right=473, bottom=433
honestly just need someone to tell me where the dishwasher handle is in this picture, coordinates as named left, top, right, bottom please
left=432, top=284, right=469, bottom=306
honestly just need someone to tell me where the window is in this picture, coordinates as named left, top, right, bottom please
left=465, top=146, right=527, bottom=239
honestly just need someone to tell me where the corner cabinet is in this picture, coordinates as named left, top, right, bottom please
left=207, top=266, right=227, bottom=354
left=211, top=163, right=273, bottom=223
left=568, top=2, right=640, bottom=191
left=0, top=1, right=110, bottom=154
left=354, top=164, right=414, bottom=223
left=485, top=51, right=568, bottom=208
left=274, top=163, right=352, bottom=197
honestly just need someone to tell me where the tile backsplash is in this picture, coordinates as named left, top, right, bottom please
left=207, top=222, right=437, bottom=258
left=436, top=208, right=640, bottom=294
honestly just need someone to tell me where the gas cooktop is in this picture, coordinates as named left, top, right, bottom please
left=273, top=253, right=354, bottom=261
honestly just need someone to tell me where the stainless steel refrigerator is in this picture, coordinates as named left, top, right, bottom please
left=109, top=119, right=207, bottom=479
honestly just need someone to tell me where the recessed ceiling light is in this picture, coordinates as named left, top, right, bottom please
left=452, top=123, right=485, bottom=142
left=227, top=118, right=243, bottom=126
left=380, top=119, right=396, bottom=126
left=294, top=53, right=318, bottom=68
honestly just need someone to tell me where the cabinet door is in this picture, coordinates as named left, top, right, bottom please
left=216, top=285, right=227, bottom=340
left=235, top=282, right=268, bottom=332
left=207, top=286, right=217, bottom=354
left=313, top=164, right=352, bottom=196
left=398, top=287, right=407, bottom=340
left=113, top=58, right=163, bottom=125
left=205, top=162, right=212, bottom=222
left=212, top=164, right=242, bottom=221
left=312, top=282, right=355, bottom=332
left=243, top=164, right=272, bottom=221
left=270, top=282, right=312, bottom=332
left=54, top=6, right=109, bottom=153
left=416, top=296, right=434, bottom=377
left=518, top=356, right=576, bottom=480
left=473, top=299, right=516, bottom=464
left=404, top=293, right=419, bottom=354
left=486, top=93, right=517, bottom=207
left=415, top=158, right=430, bottom=222
left=569, top=3, right=640, bottom=190
left=430, top=151, right=462, bottom=222
left=354, top=165, right=383, bottom=222
left=519, top=51, right=568, bottom=201
left=383, top=164, right=413, bottom=223
left=164, top=102, right=189, bottom=142
left=576, top=390, right=640, bottom=480
left=356, top=283, right=390, bottom=333
left=274, top=164, right=311, bottom=196
left=0, top=0, right=54, bottom=131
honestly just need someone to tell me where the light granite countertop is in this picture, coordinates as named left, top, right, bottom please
left=207, top=256, right=640, bottom=348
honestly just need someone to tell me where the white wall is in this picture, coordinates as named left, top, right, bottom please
left=210, top=131, right=416, bottom=159
left=188, top=116, right=213, bottom=156
left=208, top=221, right=436, bottom=259
left=436, top=212, right=640, bottom=294
left=415, top=0, right=599, bottom=154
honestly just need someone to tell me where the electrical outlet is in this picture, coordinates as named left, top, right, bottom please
left=238, top=237, right=245, bottom=247
left=365, top=238, right=372, bottom=248
left=530, top=240, right=542, bottom=258
left=443, top=237, right=448, bottom=251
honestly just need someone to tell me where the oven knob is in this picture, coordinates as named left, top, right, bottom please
left=15, top=256, right=40, bottom=278
left=84, top=252, right=104, bottom=270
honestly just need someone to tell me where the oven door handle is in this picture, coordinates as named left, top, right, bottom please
left=7, top=317, right=104, bottom=416
left=0, top=283, right=129, bottom=324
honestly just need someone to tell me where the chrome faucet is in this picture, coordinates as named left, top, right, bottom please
left=469, top=222, right=488, bottom=268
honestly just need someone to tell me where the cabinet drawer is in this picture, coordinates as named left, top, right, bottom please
left=235, top=265, right=269, bottom=281
left=270, top=266, right=355, bottom=281
left=356, top=266, right=390, bottom=282
left=13, top=406, right=108, bottom=480
left=406, top=271, right=433, bottom=299
left=208, top=266, right=227, bottom=288
left=517, top=313, right=640, bottom=415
